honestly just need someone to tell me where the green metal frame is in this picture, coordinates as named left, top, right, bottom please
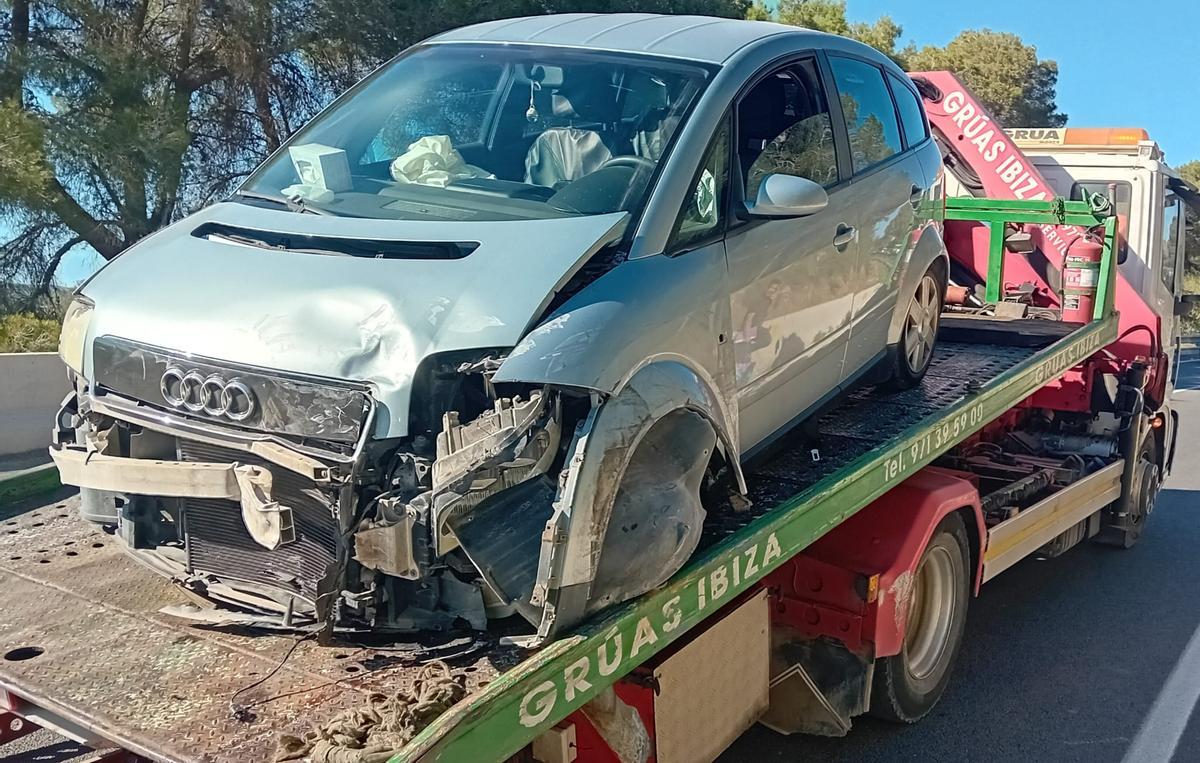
left=943, top=196, right=1119, bottom=320
left=393, top=316, right=1118, bottom=763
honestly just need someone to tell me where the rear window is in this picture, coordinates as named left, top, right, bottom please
left=888, top=72, right=928, bottom=148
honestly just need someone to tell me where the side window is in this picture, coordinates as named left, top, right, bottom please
left=669, top=116, right=730, bottom=251
left=1162, top=195, right=1182, bottom=291
left=736, top=60, right=838, bottom=201
left=887, top=72, right=928, bottom=148
left=828, top=56, right=903, bottom=174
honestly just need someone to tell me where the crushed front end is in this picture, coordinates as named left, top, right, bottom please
left=52, top=333, right=564, bottom=638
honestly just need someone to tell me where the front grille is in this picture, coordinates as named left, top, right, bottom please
left=177, top=440, right=340, bottom=604
left=93, top=335, right=371, bottom=446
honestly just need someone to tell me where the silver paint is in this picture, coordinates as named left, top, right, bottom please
left=78, top=201, right=627, bottom=439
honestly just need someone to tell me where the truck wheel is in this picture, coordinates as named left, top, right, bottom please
left=1097, top=436, right=1160, bottom=549
left=886, top=263, right=945, bottom=391
left=870, top=512, right=970, bottom=723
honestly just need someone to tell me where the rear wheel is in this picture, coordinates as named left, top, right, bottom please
left=1097, top=435, right=1160, bottom=549
left=870, top=512, right=970, bottom=723
left=886, top=263, right=945, bottom=390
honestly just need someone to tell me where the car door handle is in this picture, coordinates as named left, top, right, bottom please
left=909, top=184, right=924, bottom=208
left=833, top=223, right=857, bottom=249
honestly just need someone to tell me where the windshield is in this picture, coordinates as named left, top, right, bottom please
left=239, top=44, right=711, bottom=222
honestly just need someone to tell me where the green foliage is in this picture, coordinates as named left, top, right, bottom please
left=774, top=0, right=902, bottom=60
left=0, top=0, right=1067, bottom=315
left=745, top=1, right=771, bottom=21
left=905, top=30, right=1066, bottom=128
left=0, top=312, right=59, bottom=353
left=759, top=5, right=1064, bottom=130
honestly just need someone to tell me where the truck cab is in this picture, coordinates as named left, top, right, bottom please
left=1006, top=127, right=1193, bottom=395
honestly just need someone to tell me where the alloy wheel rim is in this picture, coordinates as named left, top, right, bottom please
left=904, top=274, right=940, bottom=374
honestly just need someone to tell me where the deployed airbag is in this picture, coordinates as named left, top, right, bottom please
left=391, top=135, right=493, bottom=188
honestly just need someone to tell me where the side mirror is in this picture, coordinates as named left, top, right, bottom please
left=745, top=173, right=829, bottom=218
left=1175, top=294, right=1200, bottom=317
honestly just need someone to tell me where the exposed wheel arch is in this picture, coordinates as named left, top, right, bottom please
left=532, top=361, right=738, bottom=639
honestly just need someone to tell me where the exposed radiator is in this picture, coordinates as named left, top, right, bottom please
left=177, top=440, right=340, bottom=604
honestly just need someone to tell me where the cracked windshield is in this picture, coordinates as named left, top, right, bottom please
left=240, top=45, right=710, bottom=221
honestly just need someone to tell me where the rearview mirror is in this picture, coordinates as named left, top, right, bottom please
left=1175, top=294, right=1200, bottom=317
left=746, top=173, right=829, bottom=218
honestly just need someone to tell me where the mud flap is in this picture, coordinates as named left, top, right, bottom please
left=760, top=630, right=872, bottom=737
left=450, top=475, right=557, bottom=622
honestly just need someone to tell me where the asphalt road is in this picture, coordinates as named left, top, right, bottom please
left=5, top=368, right=1200, bottom=763
left=723, top=361, right=1200, bottom=763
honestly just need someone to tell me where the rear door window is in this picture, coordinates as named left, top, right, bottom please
left=887, top=72, right=928, bottom=148
left=828, top=56, right=903, bottom=174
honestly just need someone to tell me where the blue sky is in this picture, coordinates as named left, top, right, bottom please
left=842, top=0, right=1200, bottom=165
left=48, top=1, right=1200, bottom=284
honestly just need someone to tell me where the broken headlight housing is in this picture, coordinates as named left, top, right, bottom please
left=59, top=295, right=94, bottom=374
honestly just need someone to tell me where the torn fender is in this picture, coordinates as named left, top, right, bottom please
left=531, top=361, right=727, bottom=640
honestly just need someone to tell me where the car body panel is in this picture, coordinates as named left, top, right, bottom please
left=842, top=148, right=932, bottom=372
left=77, top=201, right=627, bottom=438
left=493, top=238, right=739, bottom=454
left=429, top=13, right=803, bottom=65
left=725, top=197, right=859, bottom=450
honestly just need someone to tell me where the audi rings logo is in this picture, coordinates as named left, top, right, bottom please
left=160, top=367, right=257, bottom=422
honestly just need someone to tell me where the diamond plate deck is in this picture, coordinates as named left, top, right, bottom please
left=701, top=340, right=1038, bottom=546
left=0, top=497, right=521, bottom=763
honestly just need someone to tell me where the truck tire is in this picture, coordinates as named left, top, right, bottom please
left=870, top=512, right=970, bottom=723
left=886, top=262, right=946, bottom=391
left=1097, top=435, right=1160, bottom=549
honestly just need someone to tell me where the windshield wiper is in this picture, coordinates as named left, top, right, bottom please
left=232, top=189, right=336, bottom=216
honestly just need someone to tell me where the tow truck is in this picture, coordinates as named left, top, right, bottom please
left=0, top=73, right=1194, bottom=763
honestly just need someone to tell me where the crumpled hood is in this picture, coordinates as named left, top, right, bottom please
left=79, top=202, right=627, bottom=438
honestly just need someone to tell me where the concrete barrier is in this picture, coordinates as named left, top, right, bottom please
left=0, top=352, right=69, bottom=457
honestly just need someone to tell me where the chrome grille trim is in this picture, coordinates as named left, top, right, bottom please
left=93, top=335, right=371, bottom=444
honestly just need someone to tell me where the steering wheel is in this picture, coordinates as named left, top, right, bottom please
left=599, top=155, right=657, bottom=173
left=547, top=155, right=658, bottom=215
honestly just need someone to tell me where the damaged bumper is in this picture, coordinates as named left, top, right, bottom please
left=51, top=446, right=299, bottom=550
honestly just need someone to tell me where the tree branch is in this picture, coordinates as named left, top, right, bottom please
left=45, top=176, right=125, bottom=259
left=36, top=234, right=86, bottom=298
left=1, top=0, right=31, bottom=102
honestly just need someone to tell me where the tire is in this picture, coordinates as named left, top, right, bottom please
left=885, top=262, right=946, bottom=391
left=870, top=512, right=970, bottom=723
left=1096, top=435, right=1160, bottom=549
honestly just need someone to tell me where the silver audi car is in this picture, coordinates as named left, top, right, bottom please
left=51, top=14, right=947, bottom=640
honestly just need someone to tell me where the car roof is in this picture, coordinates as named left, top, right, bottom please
left=428, top=13, right=840, bottom=65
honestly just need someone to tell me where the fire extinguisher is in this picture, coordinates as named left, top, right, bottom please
left=1061, top=234, right=1104, bottom=323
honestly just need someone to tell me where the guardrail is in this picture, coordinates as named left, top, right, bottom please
left=0, top=352, right=68, bottom=457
